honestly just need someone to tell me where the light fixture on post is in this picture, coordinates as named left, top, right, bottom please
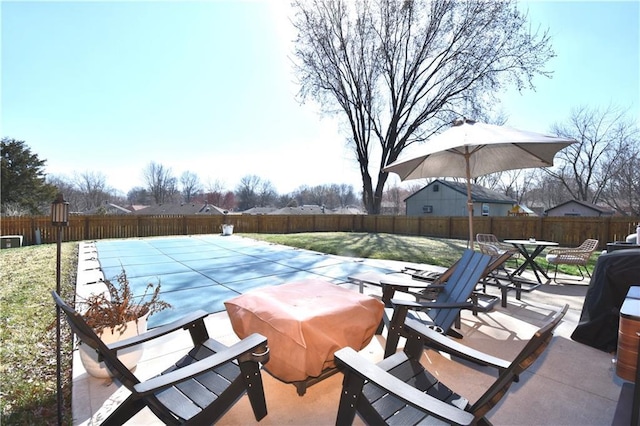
left=51, top=193, right=69, bottom=426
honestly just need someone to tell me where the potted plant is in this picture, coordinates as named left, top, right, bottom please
left=78, top=268, right=171, bottom=378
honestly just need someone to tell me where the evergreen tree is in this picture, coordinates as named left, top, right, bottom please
left=1, top=138, right=57, bottom=214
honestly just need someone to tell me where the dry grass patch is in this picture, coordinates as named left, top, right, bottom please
left=0, top=242, right=77, bottom=425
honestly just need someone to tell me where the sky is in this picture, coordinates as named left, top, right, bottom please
left=2, top=1, right=638, bottom=197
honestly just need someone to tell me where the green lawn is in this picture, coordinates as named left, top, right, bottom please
left=244, top=232, right=599, bottom=275
left=0, top=242, right=76, bottom=425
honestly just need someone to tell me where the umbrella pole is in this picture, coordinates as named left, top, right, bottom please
left=465, top=150, right=474, bottom=250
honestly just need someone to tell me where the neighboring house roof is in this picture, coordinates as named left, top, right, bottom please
left=84, top=203, right=132, bottom=215
left=242, top=207, right=278, bottom=215
left=133, top=203, right=226, bottom=215
left=406, top=179, right=516, bottom=204
left=544, top=199, right=616, bottom=215
left=126, top=204, right=149, bottom=211
left=270, top=205, right=328, bottom=215
left=332, top=206, right=366, bottom=215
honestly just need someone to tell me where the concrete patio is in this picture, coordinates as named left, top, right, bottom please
left=72, top=235, right=626, bottom=425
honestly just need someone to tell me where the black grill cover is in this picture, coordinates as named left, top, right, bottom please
left=571, top=249, right=640, bottom=352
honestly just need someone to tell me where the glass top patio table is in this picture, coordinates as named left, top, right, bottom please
left=503, top=239, right=559, bottom=285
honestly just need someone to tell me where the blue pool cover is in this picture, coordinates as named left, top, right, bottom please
left=95, top=235, right=394, bottom=328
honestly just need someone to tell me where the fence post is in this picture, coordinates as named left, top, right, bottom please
left=602, top=217, right=610, bottom=248
left=538, top=216, right=544, bottom=240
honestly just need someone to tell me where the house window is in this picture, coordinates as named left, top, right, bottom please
left=481, top=204, right=490, bottom=216
left=422, top=205, right=433, bottom=213
left=433, top=184, right=439, bottom=192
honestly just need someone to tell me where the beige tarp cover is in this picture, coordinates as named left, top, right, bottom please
left=224, top=279, right=383, bottom=383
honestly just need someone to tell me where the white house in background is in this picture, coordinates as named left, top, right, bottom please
left=404, top=179, right=517, bottom=217
left=544, top=200, right=616, bottom=217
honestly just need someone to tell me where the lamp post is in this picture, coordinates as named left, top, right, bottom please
left=51, top=193, right=69, bottom=426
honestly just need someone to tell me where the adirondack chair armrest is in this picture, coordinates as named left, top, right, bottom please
left=380, top=278, right=445, bottom=290
left=134, top=333, right=269, bottom=396
left=404, top=318, right=510, bottom=372
left=108, top=310, right=210, bottom=352
left=380, top=278, right=447, bottom=291
left=390, top=299, right=474, bottom=311
left=334, top=347, right=474, bottom=426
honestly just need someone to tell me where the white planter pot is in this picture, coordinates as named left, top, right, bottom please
left=222, top=224, right=234, bottom=236
left=79, top=316, right=147, bottom=378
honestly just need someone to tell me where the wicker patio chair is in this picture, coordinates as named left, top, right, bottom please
left=545, top=238, right=599, bottom=283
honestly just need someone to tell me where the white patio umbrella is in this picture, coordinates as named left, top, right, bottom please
left=384, top=118, right=576, bottom=249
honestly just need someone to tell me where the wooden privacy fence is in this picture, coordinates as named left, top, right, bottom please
left=1, top=214, right=638, bottom=249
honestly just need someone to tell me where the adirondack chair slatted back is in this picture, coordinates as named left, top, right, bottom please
left=52, top=291, right=140, bottom=388
left=468, top=304, right=568, bottom=419
left=398, top=304, right=568, bottom=423
left=335, top=304, right=569, bottom=425
left=429, top=250, right=492, bottom=332
left=384, top=250, right=493, bottom=356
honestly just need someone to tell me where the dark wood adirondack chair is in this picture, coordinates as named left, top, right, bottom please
left=379, top=249, right=512, bottom=310
left=53, top=291, right=269, bottom=425
left=475, top=244, right=532, bottom=307
left=351, top=250, right=496, bottom=343
left=350, top=248, right=501, bottom=298
left=334, top=304, right=568, bottom=425
left=383, top=250, right=493, bottom=356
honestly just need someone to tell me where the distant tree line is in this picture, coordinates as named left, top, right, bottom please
left=2, top=105, right=638, bottom=216
left=0, top=141, right=360, bottom=215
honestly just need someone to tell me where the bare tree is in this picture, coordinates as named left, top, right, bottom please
left=602, top=142, right=640, bottom=215
left=47, top=174, right=83, bottom=212
left=180, top=171, right=202, bottom=203
left=292, top=0, right=554, bottom=213
left=382, top=181, right=422, bottom=214
left=236, top=175, right=267, bottom=210
left=291, top=183, right=357, bottom=209
left=257, top=179, right=278, bottom=208
left=382, top=184, right=406, bottom=215
left=292, top=185, right=328, bottom=207
left=142, top=162, right=177, bottom=204
left=546, top=105, right=639, bottom=204
left=127, top=186, right=151, bottom=206
left=334, top=183, right=357, bottom=208
left=200, top=179, right=236, bottom=210
left=73, top=170, right=110, bottom=210
left=477, top=169, right=539, bottom=204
